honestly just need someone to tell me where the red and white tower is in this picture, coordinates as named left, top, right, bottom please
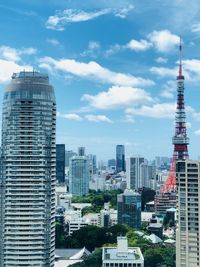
left=161, top=40, right=189, bottom=193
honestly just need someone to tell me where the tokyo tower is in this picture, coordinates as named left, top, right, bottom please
left=160, top=40, right=189, bottom=193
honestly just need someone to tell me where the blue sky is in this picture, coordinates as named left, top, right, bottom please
left=1, top=0, right=200, bottom=161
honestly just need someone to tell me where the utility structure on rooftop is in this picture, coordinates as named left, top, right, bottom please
left=160, top=39, right=189, bottom=193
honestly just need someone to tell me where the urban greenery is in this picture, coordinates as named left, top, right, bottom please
left=72, top=189, right=123, bottom=215
left=71, top=188, right=156, bottom=215
left=56, top=223, right=175, bottom=267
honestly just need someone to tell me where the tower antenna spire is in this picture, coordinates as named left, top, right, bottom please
left=179, top=37, right=182, bottom=76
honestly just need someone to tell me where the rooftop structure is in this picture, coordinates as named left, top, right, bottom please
left=102, top=236, right=144, bottom=267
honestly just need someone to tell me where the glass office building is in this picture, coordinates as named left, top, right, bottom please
left=116, top=145, right=125, bottom=173
left=0, top=71, right=56, bottom=267
left=56, top=144, right=65, bottom=184
left=69, top=156, right=89, bottom=196
left=117, top=189, right=141, bottom=229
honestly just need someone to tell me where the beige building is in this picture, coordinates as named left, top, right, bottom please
left=176, top=160, right=200, bottom=267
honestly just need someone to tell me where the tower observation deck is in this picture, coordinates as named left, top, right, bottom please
left=160, top=40, right=189, bottom=193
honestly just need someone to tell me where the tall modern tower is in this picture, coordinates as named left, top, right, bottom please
left=161, top=40, right=189, bottom=193
left=176, top=160, right=200, bottom=267
left=116, top=145, right=125, bottom=173
left=0, top=71, right=56, bottom=267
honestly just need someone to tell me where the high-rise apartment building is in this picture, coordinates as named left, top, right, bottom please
left=176, top=160, right=200, bottom=267
left=126, top=156, right=144, bottom=190
left=56, top=144, right=65, bottom=183
left=69, top=156, right=89, bottom=196
left=117, top=189, right=141, bottom=229
left=0, top=71, right=56, bottom=267
left=116, top=145, right=125, bottom=173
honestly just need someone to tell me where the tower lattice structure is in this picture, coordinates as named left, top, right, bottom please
left=161, top=41, right=189, bottom=193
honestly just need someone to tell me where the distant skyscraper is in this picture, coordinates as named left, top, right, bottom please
left=126, top=156, right=144, bottom=190
left=65, top=150, right=77, bottom=167
left=116, top=145, right=125, bottom=173
left=117, top=189, right=141, bottom=229
left=108, top=159, right=116, bottom=168
left=0, top=71, right=56, bottom=266
left=176, top=160, right=200, bottom=267
left=78, top=147, right=85, bottom=156
left=88, top=154, right=97, bottom=177
left=69, top=156, right=89, bottom=196
left=56, top=144, right=65, bottom=183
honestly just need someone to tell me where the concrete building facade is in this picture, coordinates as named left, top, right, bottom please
left=0, top=71, right=56, bottom=267
left=102, top=236, right=144, bottom=267
left=176, top=160, right=200, bottom=267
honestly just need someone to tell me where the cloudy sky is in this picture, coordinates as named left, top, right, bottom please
left=1, top=0, right=200, bottom=161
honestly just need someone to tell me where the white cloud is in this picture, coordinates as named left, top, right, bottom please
left=126, top=39, right=152, bottom=51
left=125, top=103, right=176, bottom=119
left=57, top=112, right=113, bottom=123
left=82, top=85, right=153, bottom=110
left=194, top=129, right=200, bottom=136
left=0, top=46, right=20, bottom=61
left=156, top=57, right=168, bottom=64
left=57, top=112, right=83, bottom=121
left=0, top=46, right=37, bottom=62
left=39, top=57, right=154, bottom=87
left=150, top=59, right=200, bottom=82
left=183, top=59, right=200, bottom=72
left=150, top=66, right=176, bottom=77
left=124, top=114, right=135, bottom=123
left=46, top=6, right=133, bottom=31
left=21, top=47, right=37, bottom=55
left=160, top=80, right=176, bottom=99
left=186, top=122, right=192, bottom=129
left=0, top=59, right=32, bottom=83
left=191, top=23, right=200, bottom=32
left=47, top=38, right=61, bottom=47
left=186, top=106, right=200, bottom=121
left=81, top=41, right=101, bottom=57
left=148, top=30, right=180, bottom=52
left=88, top=41, right=100, bottom=50
left=114, top=5, right=134, bottom=18
left=105, top=44, right=122, bottom=56
left=85, top=114, right=113, bottom=123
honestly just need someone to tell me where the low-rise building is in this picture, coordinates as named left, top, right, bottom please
left=102, top=236, right=144, bottom=267
left=64, top=209, right=88, bottom=235
left=55, top=248, right=91, bottom=267
left=148, top=223, right=163, bottom=239
left=84, top=213, right=101, bottom=226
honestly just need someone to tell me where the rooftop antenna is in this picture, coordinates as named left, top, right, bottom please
left=179, top=38, right=182, bottom=77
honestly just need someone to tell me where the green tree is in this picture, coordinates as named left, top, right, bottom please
left=55, top=222, right=67, bottom=248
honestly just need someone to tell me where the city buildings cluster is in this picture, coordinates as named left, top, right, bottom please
left=0, top=41, right=198, bottom=267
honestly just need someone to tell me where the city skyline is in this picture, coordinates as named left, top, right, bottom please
left=1, top=1, right=200, bottom=160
